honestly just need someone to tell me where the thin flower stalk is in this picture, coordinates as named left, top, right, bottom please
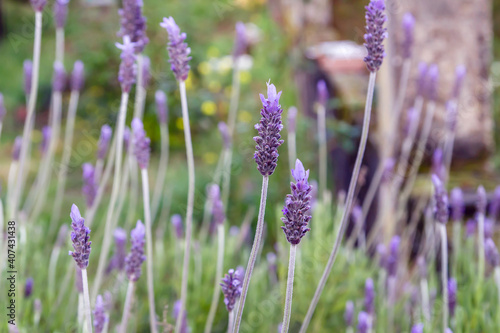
left=0, top=93, right=5, bottom=140
left=48, top=225, right=68, bottom=302
left=317, top=80, right=328, bottom=200
left=477, top=186, right=487, bottom=285
left=120, top=281, right=135, bottom=333
left=134, top=54, right=145, bottom=118
left=282, top=245, right=297, bottom=333
left=287, top=106, right=298, bottom=176
left=439, top=224, right=449, bottom=332
left=54, top=0, right=69, bottom=63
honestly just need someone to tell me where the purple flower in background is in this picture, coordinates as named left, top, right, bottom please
left=172, top=300, right=189, bottom=333
left=117, top=0, right=149, bottom=53
left=432, top=174, right=449, bottom=224
left=123, top=126, right=131, bottom=152
left=450, top=187, right=464, bottom=221
left=220, top=268, right=242, bottom=312
left=12, top=136, right=22, bottom=161
left=107, top=228, right=127, bottom=273
left=387, top=235, right=400, bottom=276
left=68, top=204, right=91, bottom=269
left=277, top=323, right=283, bottom=333
left=125, top=220, right=146, bottom=282
left=281, top=159, right=312, bottom=245
left=451, top=65, right=466, bottom=99
left=30, top=0, right=47, bottom=12
left=287, top=106, right=297, bottom=134
left=233, top=22, right=247, bottom=58
left=218, top=122, right=231, bottom=150
left=160, top=17, right=192, bottom=81
left=477, top=185, right=487, bottom=216
left=465, top=218, right=476, bottom=238
left=24, top=60, right=33, bottom=96
left=445, top=329, right=453, bottom=333
left=411, top=323, right=424, bottom=333
left=171, top=214, right=183, bottom=238
left=432, top=148, right=445, bottom=181
left=75, top=267, right=83, bottom=293
left=489, top=186, right=500, bottom=219
left=52, top=61, right=66, bottom=92
left=401, top=13, right=415, bottom=59
left=426, top=64, right=439, bottom=101
left=253, top=81, right=284, bottom=176
left=381, top=157, right=396, bottom=183
left=39, top=126, right=51, bottom=155
left=71, top=60, right=85, bottom=92
left=54, top=0, right=69, bottom=29
left=155, top=90, right=168, bottom=124
left=364, top=278, right=375, bottom=314
left=142, top=55, right=151, bottom=88
left=317, top=80, right=328, bottom=107
left=211, top=184, right=225, bottom=226
left=131, top=118, right=151, bottom=169
left=0, top=93, right=5, bottom=122
left=97, top=124, right=112, bottom=160
left=416, top=255, right=427, bottom=279
left=345, top=300, right=354, bottom=327
left=377, top=243, right=387, bottom=269
left=363, top=0, right=387, bottom=72
left=448, top=278, right=457, bottom=317
left=404, top=107, right=418, bottom=136
left=24, top=277, right=33, bottom=298
left=93, top=294, right=108, bottom=333
left=116, top=36, right=137, bottom=93
left=416, top=62, right=428, bottom=97
left=82, top=163, right=97, bottom=207
left=485, top=238, right=500, bottom=267
left=357, top=311, right=370, bottom=333
left=484, top=217, right=493, bottom=239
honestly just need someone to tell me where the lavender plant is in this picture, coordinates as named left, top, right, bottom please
left=54, top=0, right=69, bottom=63
left=316, top=80, right=328, bottom=200
left=221, top=269, right=242, bottom=332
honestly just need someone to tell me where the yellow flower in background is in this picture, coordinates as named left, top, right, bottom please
left=198, top=62, right=211, bottom=76
left=176, top=117, right=184, bottom=130
left=203, top=152, right=218, bottom=165
left=185, top=74, right=193, bottom=90
left=239, top=71, right=251, bottom=84
left=238, top=110, right=252, bottom=123
left=208, top=80, right=221, bottom=93
left=207, top=46, right=220, bottom=58
left=201, top=101, right=217, bottom=116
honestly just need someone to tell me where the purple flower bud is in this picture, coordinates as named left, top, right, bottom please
left=465, top=218, right=476, bottom=238
left=363, top=0, right=387, bottom=72
left=141, top=55, right=151, bottom=89
left=125, top=220, right=146, bottom=282
left=416, top=62, right=428, bottom=97
left=218, top=122, right=231, bottom=149
left=253, top=81, right=284, bottom=176
left=485, top=238, right=500, bottom=267
left=432, top=148, right=445, bottom=181
left=24, top=60, right=33, bottom=96
left=97, top=124, right=112, bottom=160
left=489, top=186, right=500, bottom=219
left=364, top=278, right=375, bottom=314
left=0, top=93, right=6, bottom=122
left=69, top=204, right=92, bottom=269
left=281, top=159, right=312, bottom=245
left=75, top=267, right=83, bottom=293
left=160, top=17, right=192, bottom=82
left=287, top=106, right=297, bottom=134
left=357, top=311, right=370, bottom=333
left=352, top=205, right=363, bottom=228
left=117, top=0, right=149, bottom=54
left=171, top=214, right=183, bottom=238
left=220, top=268, right=242, bottom=312
left=401, top=13, right=415, bottom=59
left=411, top=323, right=424, bottom=333
left=344, top=300, right=354, bottom=327
left=426, top=64, right=439, bottom=101
left=172, top=300, right=189, bottom=333
left=82, top=163, right=97, bottom=207
left=93, top=294, right=108, bottom=333
left=108, top=228, right=127, bottom=273
left=123, top=126, right=131, bottom=152
left=39, top=126, right=51, bottom=155
left=451, top=65, right=466, bottom=100
left=30, top=0, right=47, bottom=12
left=450, top=187, right=464, bottom=221
left=131, top=118, right=151, bottom=169
left=52, top=61, right=66, bottom=93
left=432, top=174, right=449, bottom=224
left=416, top=255, right=427, bottom=279
left=12, top=136, right=22, bottom=161
left=210, top=184, right=225, bottom=226
left=317, top=80, right=328, bottom=107
left=448, top=278, right=457, bottom=317
left=377, top=243, right=387, bottom=268
left=381, top=157, right=396, bottom=183
left=233, top=21, right=247, bottom=58
left=71, top=60, right=85, bottom=92
left=387, top=235, right=400, bottom=276
left=445, top=329, right=453, bottom=333
left=54, top=0, right=69, bottom=29
left=24, top=277, right=33, bottom=298
left=116, top=36, right=137, bottom=93
left=155, top=90, right=168, bottom=124
left=477, top=185, right=487, bottom=216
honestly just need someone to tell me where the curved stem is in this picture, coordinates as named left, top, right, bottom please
left=120, top=281, right=135, bottom=333
left=282, top=244, right=297, bottom=333
left=81, top=268, right=93, bottom=333
left=175, top=81, right=195, bottom=333
left=232, top=175, right=269, bottom=333
left=299, top=72, right=377, bottom=333
left=439, top=224, right=448, bottom=332
left=152, top=123, right=170, bottom=221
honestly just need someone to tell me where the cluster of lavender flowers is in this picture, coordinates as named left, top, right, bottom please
left=125, top=221, right=146, bottom=282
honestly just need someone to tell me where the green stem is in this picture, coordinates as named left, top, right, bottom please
left=282, top=244, right=297, bottom=333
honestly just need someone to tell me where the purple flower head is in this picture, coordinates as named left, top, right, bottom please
left=117, top=0, right=149, bottom=53
left=387, top=235, right=400, bottom=276
left=450, top=187, right=464, bottom=221
left=432, top=148, right=445, bottom=181
left=54, top=0, right=69, bottom=29
left=131, top=118, right=151, bottom=169
left=377, top=243, right=387, bottom=268
left=218, top=122, right=231, bottom=149
left=317, top=80, right=328, bottom=107
left=277, top=323, right=283, bottom=333
left=125, top=220, right=146, bottom=282
left=108, top=228, right=127, bottom=273
left=160, top=17, right=192, bottom=81
left=155, top=90, right=168, bottom=124
left=451, top=65, right=466, bottom=99
left=75, top=267, right=83, bottom=293
left=489, top=186, right=500, bottom=219
left=24, top=60, right=33, bottom=96
left=233, top=22, right=247, bottom=58
left=411, top=324, right=424, bottom=333
left=477, top=185, right=487, bottom=216
left=12, top=136, right=22, bottom=161
left=364, top=278, right=375, bottom=314
left=142, top=55, right=151, bottom=88
left=68, top=204, right=91, bottom=269
left=426, top=64, right=439, bottom=101
left=253, top=81, right=284, bottom=176
left=401, top=13, right=415, bottom=59
left=71, top=60, right=85, bottom=92
left=381, top=157, right=396, bottom=182
left=287, top=106, right=298, bottom=134
left=82, top=163, right=97, bottom=207
left=363, top=0, right=387, bottom=72
left=416, top=62, right=428, bottom=96
left=432, top=174, right=449, bottom=224
left=123, top=126, right=131, bottom=152
left=344, top=300, right=354, bottom=327
left=24, top=277, right=34, bottom=298
left=97, top=124, right=112, bottom=160
left=93, top=294, right=108, bottom=333
left=445, top=329, right=453, bottom=333
left=448, top=278, right=457, bottom=317
left=416, top=255, right=427, bottom=279
left=30, top=0, right=47, bottom=12
left=210, top=184, right=225, bottom=226
left=0, top=93, right=5, bottom=122
left=116, top=36, right=137, bottom=93
left=52, top=61, right=66, bottom=93
left=220, top=268, right=242, bottom=312
left=172, top=300, right=189, bottom=333
left=56, top=224, right=69, bottom=248
left=39, top=126, right=51, bottom=155
left=281, top=159, right=312, bottom=245
left=484, top=217, right=494, bottom=239
left=357, top=311, right=370, bottom=333
left=465, top=218, right=476, bottom=238
left=485, top=238, right=499, bottom=267
left=445, top=100, right=458, bottom=132
left=171, top=214, right=183, bottom=239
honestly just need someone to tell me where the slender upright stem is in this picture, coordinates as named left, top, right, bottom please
left=442, top=100, right=458, bottom=183
left=92, top=92, right=129, bottom=301
left=282, top=244, right=297, bottom=333
left=478, top=212, right=485, bottom=284
left=299, top=72, right=377, bottom=333
left=204, top=224, right=226, bottom=333
left=228, top=311, right=234, bottom=333
left=221, top=147, right=232, bottom=211
left=48, top=246, right=61, bottom=303
left=439, top=224, right=448, bottom=333
left=152, top=122, right=170, bottom=221
left=56, top=27, right=65, bottom=64
left=120, top=281, right=135, bottom=333
left=134, top=54, right=145, bottom=119
left=317, top=104, right=327, bottom=200
left=452, top=220, right=461, bottom=275
left=232, top=175, right=269, bottom=333
left=420, top=278, right=431, bottom=325
left=141, top=169, right=158, bottom=333
left=494, top=267, right=500, bottom=321
left=81, top=268, right=93, bottom=333
left=288, top=128, right=297, bottom=177
left=175, top=81, right=195, bottom=333
left=390, top=59, right=411, bottom=146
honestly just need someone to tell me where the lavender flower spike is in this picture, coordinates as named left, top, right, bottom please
left=125, top=220, right=146, bottom=282
left=12, top=136, right=22, bottom=160
left=108, top=228, right=127, bottom=273
left=450, top=187, right=464, bottom=221
left=211, top=184, right=225, bottom=226
left=69, top=204, right=91, bottom=269
left=432, top=174, right=449, bottom=224
left=364, top=278, right=375, bottom=314
left=54, top=0, right=69, bottom=29
left=220, top=269, right=242, bottom=312
left=416, top=62, right=428, bottom=97
left=0, top=93, right=5, bottom=122
left=40, top=126, right=51, bottom=155
left=317, top=80, right=328, bottom=107
left=281, top=159, right=312, bottom=244
left=93, top=294, right=108, bottom=333
left=387, top=235, right=400, bottom=276
left=123, top=126, right=131, bottom=152
left=24, top=277, right=34, bottom=298
left=357, top=311, right=370, bottom=333
left=171, top=214, right=183, bottom=239
left=97, top=125, right=112, bottom=160
left=448, top=278, right=457, bottom=317
left=23, top=60, right=33, bottom=96
left=485, top=238, right=500, bottom=267
left=131, top=118, right=151, bottom=169
left=30, top=0, right=47, bottom=12
left=117, top=0, right=149, bottom=53
left=155, top=90, right=168, bottom=124
left=253, top=81, right=284, bottom=176
left=426, top=64, right=439, bottom=101
left=363, top=0, right=387, bottom=72
left=489, top=186, right=500, bottom=219
left=233, top=21, right=247, bottom=58
left=116, top=36, right=137, bottom=93
left=451, top=65, right=467, bottom=99
left=172, top=300, right=189, bottom=333
left=344, top=301, right=354, bottom=327
left=71, top=60, right=85, bottom=92
left=82, top=163, right=97, bottom=207
left=160, top=17, right=192, bottom=81
left=411, top=324, right=424, bottom=333
left=402, top=13, right=415, bottom=59
left=52, top=61, right=66, bottom=93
